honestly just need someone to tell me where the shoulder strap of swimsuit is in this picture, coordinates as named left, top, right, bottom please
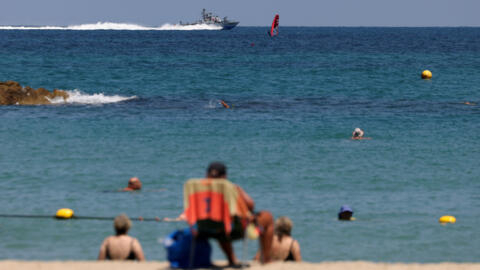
left=130, top=238, right=135, bottom=254
left=127, top=238, right=137, bottom=260
left=289, top=239, right=295, bottom=252
left=284, top=238, right=296, bottom=262
left=105, top=244, right=111, bottom=260
left=105, top=237, right=113, bottom=260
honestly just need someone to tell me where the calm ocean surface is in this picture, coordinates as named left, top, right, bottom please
left=0, top=27, right=479, bottom=262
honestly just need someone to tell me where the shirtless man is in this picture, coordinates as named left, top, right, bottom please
left=98, top=214, right=145, bottom=261
left=122, top=177, right=142, bottom=191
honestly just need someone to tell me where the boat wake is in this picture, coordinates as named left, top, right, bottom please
left=48, top=90, right=137, bottom=105
left=0, top=22, right=222, bottom=31
left=158, top=23, right=222, bottom=31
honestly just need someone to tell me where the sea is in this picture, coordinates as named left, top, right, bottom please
left=0, top=23, right=479, bottom=262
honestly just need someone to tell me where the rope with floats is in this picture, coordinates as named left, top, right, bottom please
left=0, top=208, right=167, bottom=222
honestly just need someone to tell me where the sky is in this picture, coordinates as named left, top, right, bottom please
left=1, top=0, right=479, bottom=27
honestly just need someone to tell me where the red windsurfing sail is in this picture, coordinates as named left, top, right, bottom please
left=269, top=14, right=279, bottom=36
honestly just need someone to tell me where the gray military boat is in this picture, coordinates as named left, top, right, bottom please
left=180, top=9, right=239, bottom=30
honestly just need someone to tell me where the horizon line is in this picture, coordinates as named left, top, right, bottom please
left=1, top=23, right=479, bottom=28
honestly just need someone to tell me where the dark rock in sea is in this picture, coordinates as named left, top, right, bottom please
left=0, top=81, right=69, bottom=105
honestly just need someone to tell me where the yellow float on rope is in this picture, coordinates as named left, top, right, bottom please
left=439, top=215, right=456, bottom=224
left=421, top=70, right=432, bottom=79
left=56, top=208, right=74, bottom=219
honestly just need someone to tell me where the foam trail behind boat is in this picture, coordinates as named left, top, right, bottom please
left=0, top=22, right=221, bottom=31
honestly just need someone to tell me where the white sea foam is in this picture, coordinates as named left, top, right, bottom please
left=48, top=90, right=136, bottom=105
left=205, top=99, right=220, bottom=109
left=0, top=25, right=65, bottom=30
left=0, top=22, right=222, bottom=31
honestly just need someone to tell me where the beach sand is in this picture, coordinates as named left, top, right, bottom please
left=1, top=261, right=480, bottom=270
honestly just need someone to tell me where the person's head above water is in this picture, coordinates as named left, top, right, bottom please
left=114, top=214, right=132, bottom=235
left=123, top=177, right=142, bottom=191
left=352, top=128, right=364, bottom=138
left=206, top=162, right=227, bottom=178
left=338, top=205, right=354, bottom=221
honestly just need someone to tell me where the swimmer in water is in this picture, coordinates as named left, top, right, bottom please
left=122, top=177, right=142, bottom=191
left=338, top=205, right=355, bottom=221
left=463, top=101, right=476, bottom=106
left=351, top=128, right=371, bottom=140
left=220, top=100, right=230, bottom=109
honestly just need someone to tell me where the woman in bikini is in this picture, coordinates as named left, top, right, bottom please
left=255, top=216, right=301, bottom=262
left=98, top=214, right=145, bottom=261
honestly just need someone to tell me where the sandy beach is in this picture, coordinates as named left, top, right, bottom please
left=1, top=261, right=480, bottom=270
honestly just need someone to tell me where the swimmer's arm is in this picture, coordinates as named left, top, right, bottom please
left=97, top=238, right=109, bottom=260
left=163, top=212, right=186, bottom=222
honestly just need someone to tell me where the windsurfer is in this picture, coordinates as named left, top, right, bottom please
left=269, top=14, right=279, bottom=37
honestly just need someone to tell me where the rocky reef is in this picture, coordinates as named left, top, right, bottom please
left=0, top=81, right=68, bottom=105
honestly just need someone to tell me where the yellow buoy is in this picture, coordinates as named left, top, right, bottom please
left=421, top=70, right=432, bottom=79
left=439, top=215, right=456, bottom=224
left=56, top=208, right=74, bottom=219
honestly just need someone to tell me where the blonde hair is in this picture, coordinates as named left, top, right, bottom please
left=114, top=214, right=132, bottom=235
left=274, top=216, right=293, bottom=237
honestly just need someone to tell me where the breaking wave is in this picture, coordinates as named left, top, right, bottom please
left=48, top=90, right=137, bottom=105
left=0, top=22, right=222, bottom=31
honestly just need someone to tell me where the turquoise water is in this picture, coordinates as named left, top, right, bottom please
left=0, top=27, right=479, bottom=262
